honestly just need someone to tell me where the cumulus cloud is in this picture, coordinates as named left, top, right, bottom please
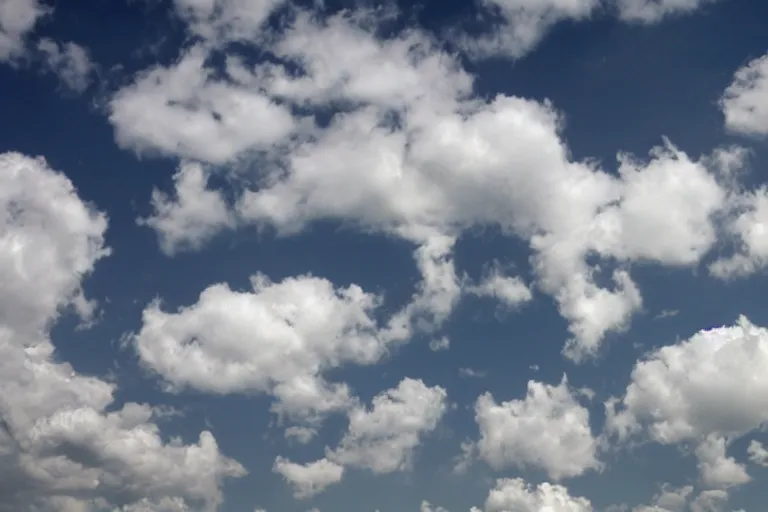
left=272, top=457, right=343, bottom=499
left=0, top=0, right=47, bottom=62
left=169, top=0, right=285, bottom=44
left=720, top=52, right=768, bottom=137
left=328, top=378, right=447, bottom=473
left=466, top=265, right=533, bottom=309
left=746, top=440, right=768, bottom=466
left=109, top=44, right=295, bottom=164
left=275, top=378, right=447, bottom=498
left=479, top=478, right=592, bottom=512
left=709, top=186, right=768, bottom=279
left=36, top=38, right=94, bottom=92
left=695, top=435, right=750, bottom=489
left=606, top=316, right=768, bottom=488
left=633, top=484, right=694, bottom=512
left=114, top=4, right=746, bottom=360
left=138, top=161, right=235, bottom=255
left=466, top=0, right=599, bottom=58
left=134, top=272, right=384, bottom=427
left=473, top=376, right=601, bottom=480
left=421, top=501, right=450, bottom=512
left=689, top=490, right=729, bottom=512
left=0, top=152, right=243, bottom=511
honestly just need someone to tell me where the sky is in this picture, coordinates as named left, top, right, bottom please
left=1, top=0, right=768, bottom=511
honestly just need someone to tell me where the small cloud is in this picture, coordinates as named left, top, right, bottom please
left=37, top=38, right=95, bottom=93
left=529, top=364, right=540, bottom=372
left=452, top=440, right=476, bottom=474
left=459, top=368, right=487, bottom=379
left=654, top=309, right=679, bottom=320
left=429, top=336, right=450, bottom=352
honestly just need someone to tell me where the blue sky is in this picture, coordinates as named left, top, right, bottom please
left=2, top=0, right=768, bottom=511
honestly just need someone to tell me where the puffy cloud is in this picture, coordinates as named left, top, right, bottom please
left=480, top=478, right=592, bottom=512
left=0, top=0, right=47, bottom=62
left=466, top=266, right=532, bottom=309
left=170, top=0, right=285, bottom=44
left=239, top=27, right=735, bottom=357
left=606, top=316, right=768, bottom=487
left=710, top=186, right=768, bottom=279
left=606, top=316, right=768, bottom=443
left=328, top=378, right=447, bottom=473
left=0, top=152, right=109, bottom=338
left=0, top=152, right=244, bottom=511
left=273, top=457, right=343, bottom=499
left=134, top=272, right=384, bottom=426
left=138, top=161, right=235, bottom=255
left=634, top=484, right=694, bottom=512
left=694, top=436, right=750, bottom=489
left=720, top=52, right=768, bottom=137
left=473, top=376, right=601, bottom=479
left=689, top=490, right=729, bottom=512
left=466, top=0, right=599, bottom=58
left=429, top=336, right=450, bottom=352
left=421, top=501, right=449, bottom=512
left=275, top=378, right=447, bottom=498
left=36, top=38, right=93, bottom=92
left=746, top=440, right=768, bottom=466
left=118, top=5, right=743, bottom=360
left=109, top=44, right=295, bottom=164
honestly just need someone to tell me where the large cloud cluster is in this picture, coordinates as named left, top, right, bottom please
left=0, top=153, right=244, bottom=511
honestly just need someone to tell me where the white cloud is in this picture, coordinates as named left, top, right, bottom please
left=695, top=435, right=750, bottom=489
left=170, top=0, right=285, bottom=44
left=109, top=44, right=295, bottom=164
left=0, top=0, right=47, bottom=62
left=275, top=378, right=447, bottom=498
left=710, top=186, right=768, bottom=279
left=138, top=161, right=235, bottom=255
left=421, top=501, right=450, bottom=512
left=746, top=440, right=768, bottom=466
left=463, top=0, right=722, bottom=59
left=720, top=52, right=768, bottom=137
left=273, top=457, right=343, bottom=499
left=634, top=484, right=694, bottom=512
left=689, top=490, right=729, bottom=512
left=109, top=5, right=745, bottom=361
left=429, top=336, right=450, bottom=352
left=0, top=152, right=110, bottom=338
left=474, top=376, right=601, bottom=479
left=606, top=315, right=768, bottom=443
left=328, top=378, right=447, bottom=473
left=459, top=368, right=487, bottom=379
left=466, top=0, right=599, bottom=58
left=606, top=316, right=768, bottom=487
left=37, top=38, right=93, bottom=92
left=134, top=272, right=384, bottom=427
left=466, top=266, right=532, bottom=309
left=0, top=152, right=244, bottom=511
left=480, top=478, right=592, bottom=512
left=616, top=0, right=720, bottom=23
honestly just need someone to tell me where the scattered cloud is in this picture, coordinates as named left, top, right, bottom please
left=474, top=376, right=601, bottom=479
left=606, top=316, right=768, bottom=488
left=276, top=378, right=447, bottom=497
left=37, top=38, right=94, bottom=92
left=721, top=52, right=768, bottom=137
left=0, top=152, right=243, bottom=511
